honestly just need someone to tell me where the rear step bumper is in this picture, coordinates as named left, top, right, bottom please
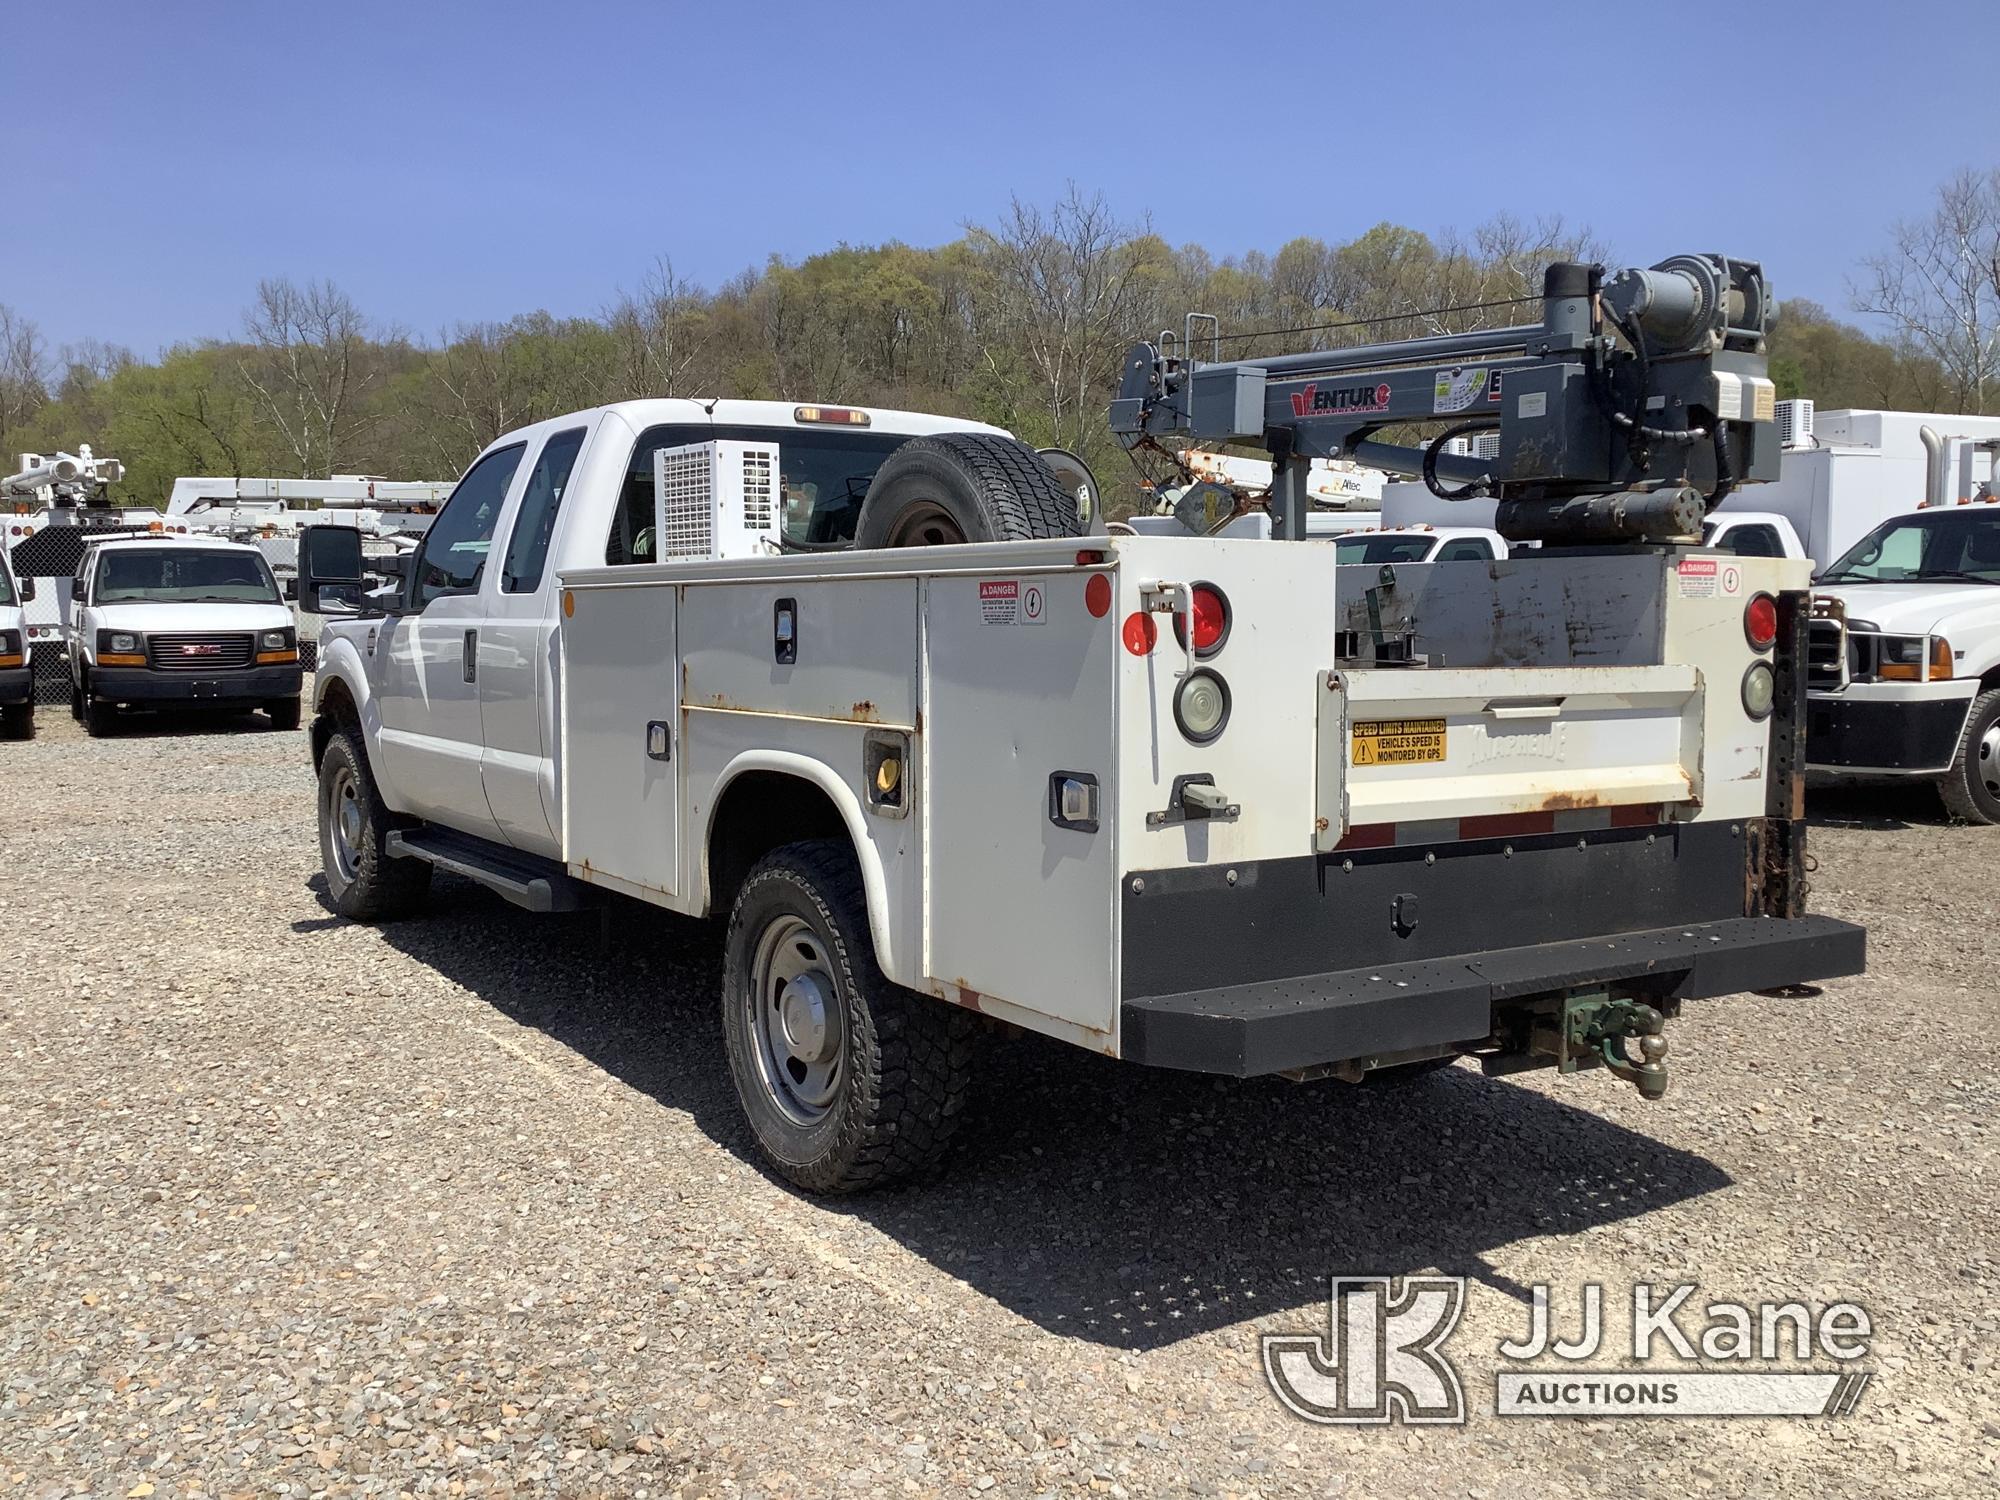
left=1120, top=914, right=1865, bottom=1077
left=386, top=828, right=586, bottom=913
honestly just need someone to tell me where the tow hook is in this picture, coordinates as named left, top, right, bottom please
left=1549, top=990, right=1671, bottom=1100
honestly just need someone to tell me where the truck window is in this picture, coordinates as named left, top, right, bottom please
left=415, top=443, right=526, bottom=606
left=0, top=561, right=12, bottom=606
left=501, top=427, right=586, bottom=593
left=1709, top=523, right=1782, bottom=557
left=94, top=549, right=281, bottom=604
left=1434, top=537, right=1495, bottom=562
left=605, top=424, right=916, bottom=564
left=605, top=424, right=704, bottom=566
left=1335, top=535, right=1436, bottom=565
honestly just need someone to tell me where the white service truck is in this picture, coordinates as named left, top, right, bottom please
left=297, top=253, right=1864, bottom=1194
left=66, top=535, right=304, bottom=735
left=0, top=547, right=31, bottom=739
left=1808, top=497, right=2000, bottom=821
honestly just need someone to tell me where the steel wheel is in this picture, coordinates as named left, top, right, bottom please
left=882, top=498, right=968, bottom=548
left=747, top=914, right=847, bottom=1126
left=1978, top=718, right=2000, bottom=802
left=324, top=762, right=363, bottom=887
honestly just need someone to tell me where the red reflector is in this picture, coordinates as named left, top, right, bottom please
left=1189, top=586, right=1227, bottom=652
left=1085, top=574, right=1113, bottom=618
left=1745, top=593, right=1778, bottom=651
left=1122, top=612, right=1157, bottom=655
left=1075, top=549, right=1105, bottom=565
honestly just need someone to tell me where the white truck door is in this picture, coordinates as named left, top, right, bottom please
left=478, top=423, right=591, bottom=858
left=375, top=441, right=527, bottom=835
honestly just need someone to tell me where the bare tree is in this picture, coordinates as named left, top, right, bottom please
left=0, top=304, right=51, bottom=456
left=606, top=257, right=711, bottom=398
left=1854, top=169, right=2000, bottom=413
left=239, top=278, right=379, bottom=476
left=967, top=188, right=1161, bottom=455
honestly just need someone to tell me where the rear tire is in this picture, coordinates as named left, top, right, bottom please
left=317, top=728, right=430, bottom=920
left=0, top=702, right=31, bottom=741
left=1939, top=688, right=2000, bottom=825
left=722, top=839, right=976, bottom=1193
left=266, top=698, right=302, bottom=732
left=853, top=434, right=1085, bottom=549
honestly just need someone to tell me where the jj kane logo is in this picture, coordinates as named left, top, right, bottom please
left=1290, top=381, right=1392, bottom=419
left=1261, top=1278, right=1874, bottom=1425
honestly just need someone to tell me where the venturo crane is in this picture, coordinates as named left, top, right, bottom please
left=1112, top=254, right=1776, bottom=545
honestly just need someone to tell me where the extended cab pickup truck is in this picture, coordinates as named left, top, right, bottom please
left=301, top=377, right=1864, bottom=1190
left=1807, top=499, right=2000, bottom=821
left=67, top=535, right=303, bottom=736
left=0, top=547, right=32, bottom=739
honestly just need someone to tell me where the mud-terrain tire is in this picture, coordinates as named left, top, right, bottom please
left=854, top=433, right=1085, bottom=548
left=1939, top=687, right=2000, bottom=824
left=722, top=839, right=976, bottom=1193
left=317, top=729, right=431, bottom=920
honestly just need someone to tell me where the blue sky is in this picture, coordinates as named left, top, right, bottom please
left=6, top=0, right=1997, bottom=357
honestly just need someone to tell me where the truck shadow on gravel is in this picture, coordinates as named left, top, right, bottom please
left=320, top=874, right=1735, bottom=1353
left=1807, top=780, right=1951, bottom=830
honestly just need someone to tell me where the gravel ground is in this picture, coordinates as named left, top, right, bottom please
left=1, top=711, right=1994, bottom=1499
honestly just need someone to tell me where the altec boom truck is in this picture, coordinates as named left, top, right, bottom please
left=297, top=253, right=1864, bottom=1194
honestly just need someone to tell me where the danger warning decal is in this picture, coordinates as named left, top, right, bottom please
left=1433, top=366, right=1490, bottom=414
left=1676, top=557, right=1746, bottom=598
left=979, top=578, right=1047, bottom=625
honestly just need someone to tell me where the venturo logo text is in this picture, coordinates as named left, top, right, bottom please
left=1289, top=382, right=1393, bottom=419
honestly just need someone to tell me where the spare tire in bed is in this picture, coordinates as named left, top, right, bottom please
left=853, top=433, right=1086, bottom=548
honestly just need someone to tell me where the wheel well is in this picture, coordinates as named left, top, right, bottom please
left=1981, top=665, right=2000, bottom=694
left=705, top=771, right=850, bottom=917
left=311, top=676, right=360, bottom=770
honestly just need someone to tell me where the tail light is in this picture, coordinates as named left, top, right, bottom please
left=1173, top=582, right=1231, bottom=657
left=1744, top=593, right=1778, bottom=651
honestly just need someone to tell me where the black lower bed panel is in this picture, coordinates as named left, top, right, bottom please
left=1121, top=914, right=1865, bottom=1077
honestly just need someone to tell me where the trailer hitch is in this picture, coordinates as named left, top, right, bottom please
left=1541, top=989, right=1671, bottom=1099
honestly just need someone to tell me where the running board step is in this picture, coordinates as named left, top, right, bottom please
left=386, top=828, right=586, bottom=913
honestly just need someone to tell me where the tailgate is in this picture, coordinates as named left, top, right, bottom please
left=1315, top=664, right=1702, bottom=851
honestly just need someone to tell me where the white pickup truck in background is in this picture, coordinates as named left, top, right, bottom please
left=0, top=547, right=31, bottom=739
left=1807, top=498, right=2000, bottom=821
left=298, top=335, right=1862, bottom=1193
left=66, top=535, right=304, bottom=737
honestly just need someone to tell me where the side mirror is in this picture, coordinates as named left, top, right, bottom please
left=297, top=525, right=367, bottom=615
left=16, top=576, right=34, bottom=602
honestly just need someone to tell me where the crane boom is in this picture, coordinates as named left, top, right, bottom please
left=1111, top=254, right=1778, bottom=544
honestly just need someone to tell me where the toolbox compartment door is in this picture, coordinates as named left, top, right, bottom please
left=1315, top=664, right=1702, bottom=851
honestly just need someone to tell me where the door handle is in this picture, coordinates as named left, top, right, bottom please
left=462, top=629, right=477, bottom=684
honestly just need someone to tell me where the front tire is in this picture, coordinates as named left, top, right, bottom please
left=317, top=729, right=430, bottom=920
left=0, top=702, right=31, bottom=741
left=1939, top=687, right=2000, bottom=825
left=266, top=697, right=302, bottom=731
left=83, top=694, right=118, bottom=738
left=722, top=840, right=975, bottom=1193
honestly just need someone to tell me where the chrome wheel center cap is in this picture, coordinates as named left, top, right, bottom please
left=778, top=975, right=831, bottom=1061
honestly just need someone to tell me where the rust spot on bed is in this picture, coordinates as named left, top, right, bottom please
left=851, top=700, right=879, bottom=723
left=951, top=982, right=985, bottom=1013
left=1538, top=789, right=1603, bottom=811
